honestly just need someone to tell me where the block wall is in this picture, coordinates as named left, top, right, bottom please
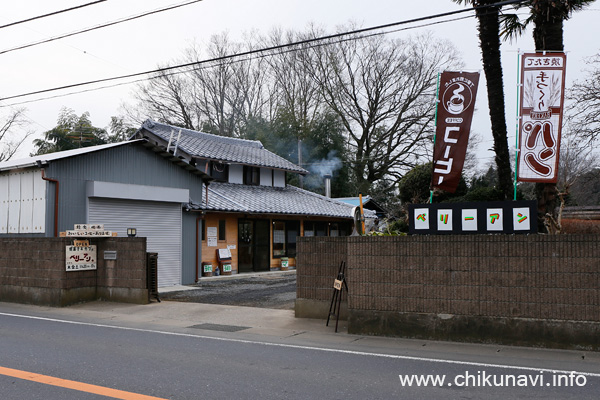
left=296, top=235, right=600, bottom=348
left=0, top=237, right=148, bottom=306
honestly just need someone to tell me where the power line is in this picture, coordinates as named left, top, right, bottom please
left=0, top=0, right=205, bottom=56
left=0, top=1, right=108, bottom=30
left=0, top=0, right=527, bottom=105
left=0, top=14, right=475, bottom=108
left=4, top=12, right=493, bottom=108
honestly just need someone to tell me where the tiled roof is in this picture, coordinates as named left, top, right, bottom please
left=192, top=182, right=376, bottom=219
left=138, top=120, right=308, bottom=174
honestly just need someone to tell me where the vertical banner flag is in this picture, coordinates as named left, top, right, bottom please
left=432, top=71, right=480, bottom=193
left=517, top=52, right=567, bottom=182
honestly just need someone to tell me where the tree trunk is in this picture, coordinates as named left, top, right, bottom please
left=532, top=0, right=565, bottom=233
left=476, top=1, right=513, bottom=200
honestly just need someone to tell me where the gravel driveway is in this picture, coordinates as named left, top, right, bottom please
left=160, top=272, right=296, bottom=310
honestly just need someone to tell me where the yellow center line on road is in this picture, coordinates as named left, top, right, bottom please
left=0, top=366, right=168, bottom=400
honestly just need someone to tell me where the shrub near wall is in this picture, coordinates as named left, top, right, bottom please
left=296, top=235, right=600, bottom=349
left=0, top=237, right=148, bottom=306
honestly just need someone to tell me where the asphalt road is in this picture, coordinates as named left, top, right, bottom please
left=1, top=299, right=600, bottom=400
left=2, top=273, right=600, bottom=399
left=160, top=273, right=296, bottom=309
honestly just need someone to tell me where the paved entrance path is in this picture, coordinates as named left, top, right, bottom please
left=160, top=270, right=297, bottom=309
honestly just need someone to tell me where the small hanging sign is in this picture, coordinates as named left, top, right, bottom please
left=333, top=279, right=343, bottom=291
left=62, top=224, right=116, bottom=237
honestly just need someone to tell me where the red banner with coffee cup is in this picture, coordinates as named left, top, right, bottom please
left=432, top=71, right=480, bottom=193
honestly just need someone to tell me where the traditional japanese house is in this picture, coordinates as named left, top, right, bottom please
left=133, top=120, right=368, bottom=274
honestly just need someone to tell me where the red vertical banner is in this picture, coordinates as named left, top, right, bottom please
left=432, top=71, right=480, bottom=193
left=517, top=52, right=567, bottom=182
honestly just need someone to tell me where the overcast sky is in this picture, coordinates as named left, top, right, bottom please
left=1, top=0, right=599, bottom=168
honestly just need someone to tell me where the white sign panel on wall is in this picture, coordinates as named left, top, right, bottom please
left=461, top=209, right=478, bottom=231
left=513, top=207, right=531, bottom=231
left=413, top=208, right=430, bottom=231
left=207, top=226, right=218, bottom=247
left=486, top=208, right=504, bottom=231
left=437, top=209, right=453, bottom=231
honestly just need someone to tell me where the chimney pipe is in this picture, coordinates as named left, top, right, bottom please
left=324, top=173, right=332, bottom=198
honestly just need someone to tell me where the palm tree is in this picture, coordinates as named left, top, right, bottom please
left=501, top=0, right=596, bottom=232
left=501, top=0, right=595, bottom=50
left=452, top=0, right=514, bottom=200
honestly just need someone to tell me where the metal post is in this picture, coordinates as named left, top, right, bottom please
left=514, top=51, right=522, bottom=201
left=430, top=72, right=442, bottom=204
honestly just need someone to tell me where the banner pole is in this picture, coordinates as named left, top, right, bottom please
left=514, top=51, right=522, bottom=201
left=429, top=72, right=442, bottom=204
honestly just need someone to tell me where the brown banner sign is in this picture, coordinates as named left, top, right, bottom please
left=517, top=52, right=567, bottom=183
left=432, top=71, right=480, bottom=193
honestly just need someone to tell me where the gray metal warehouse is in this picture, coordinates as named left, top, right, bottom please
left=0, top=140, right=211, bottom=286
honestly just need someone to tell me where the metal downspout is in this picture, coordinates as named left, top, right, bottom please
left=40, top=168, right=59, bottom=237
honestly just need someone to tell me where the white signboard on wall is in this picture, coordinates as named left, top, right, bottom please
left=66, top=245, right=97, bottom=271
left=207, top=226, right=218, bottom=247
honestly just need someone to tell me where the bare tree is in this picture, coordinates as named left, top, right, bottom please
left=263, top=27, right=326, bottom=130
left=261, top=26, right=330, bottom=186
left=127, top=68, right=197, bottom=129
left=187, top=34, right=244, bottom=136
left=182, top=32, right=271, bottom=136
left=567, top=53, right=600, bottom=145
left=0, top=108, right=32, bottom=161
left=544, top=125, right=599, bottom=233
left=309, top=32, right=462, bottom=192
left=124, top=26, right=465, bottom=194
left=126, top=32, right=270, bottom=137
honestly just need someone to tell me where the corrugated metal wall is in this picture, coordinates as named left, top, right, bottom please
left=27, top=142, right=205, bottom=285
left=0, top=170, right=46, bottom=234
left=45, top=144, right=202, bottom=235
left=89, top=198, right=182, bottom=287
left=181, top=212, right=200, bottom=285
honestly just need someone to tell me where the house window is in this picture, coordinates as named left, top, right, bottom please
left=304, top=221, right=327, bottom=237
left=243, top=166, right=260, bottom=185
left=273, top=221, right=285, bottom=257
left=304, top=221, right=350, bottom=237
left=211, top=161, right=228, bottom=182
left=339, top=221, right=351, bottom=236
left=330, top=223, right=339, bottom=237
left=218, top=220, right=226, bottom=241
left=273, top=220, right=300, bottom=258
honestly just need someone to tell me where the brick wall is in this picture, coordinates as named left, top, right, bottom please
left=295, top=237, right=349, bottom=318
left=0, top=237, right=148, bottom=306
left=296, top=235, right=600, bottom=349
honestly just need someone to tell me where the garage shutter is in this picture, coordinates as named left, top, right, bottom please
left=88, top=198, right=182, bottom=287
